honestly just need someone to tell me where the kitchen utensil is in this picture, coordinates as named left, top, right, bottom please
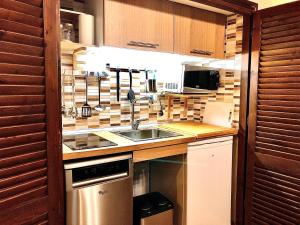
left=82, top=75, right=92, bottom=118
left=148, top=79, right=157, bottom=93
left=127, top=69, right=136, bottom=103
left=158, top=96, right=164, bottom=117
left=68, top=69, right=78, bottom=118
left=116, top=68, right=120, bottom=102
left=95, top=76, right=106, bottom=112
left=62, top=23, right=74, bottom=41
left=145, top=70, right=149, bottom=93
left=147, top=70, right=157, bottom=93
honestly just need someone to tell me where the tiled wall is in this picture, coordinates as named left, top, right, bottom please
left=226, top=15, right=243, bottom=58
left=61, top=63, right=191, bottom=131
left=226, top=14, right=243, bottom=126
left=192, top=69, right=240, bottom=125
left=61, top=14, right=243, bottom=131
left=193, top=14, right=243, bottom=126
left=61, top=50, right=200, bottom=131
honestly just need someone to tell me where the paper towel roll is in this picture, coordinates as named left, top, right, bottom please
left=79, top=14, right=94, bottom=46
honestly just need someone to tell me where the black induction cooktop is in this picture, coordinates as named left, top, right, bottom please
left=63, top=133, right=117, bottom=151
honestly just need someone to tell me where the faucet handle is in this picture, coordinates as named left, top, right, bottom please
left=130, top=99, right=136, bottom=104
left=136, top=118, right=148, bottom=123
left=132, top=118, right=148, bottom=130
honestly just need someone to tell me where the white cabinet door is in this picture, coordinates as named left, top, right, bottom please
left=187, top=137, right=233, bottom=225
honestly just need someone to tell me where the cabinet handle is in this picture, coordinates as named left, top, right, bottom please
left=127, top=41, right=159, bottom=49
left=190, top=49, right=213, bottom=56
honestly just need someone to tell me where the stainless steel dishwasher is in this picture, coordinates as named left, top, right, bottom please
left=65, top=154, right=133, bottom=225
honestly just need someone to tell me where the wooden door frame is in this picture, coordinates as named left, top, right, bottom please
left=189, top=0, right=257, bottom=14
left=243, top=11, right=261, bottom=225
left=46, top=0, right=257, bottom=225
left=44, top=0, right=64, bottom=224
left=233, top=13, right=253, bottom=225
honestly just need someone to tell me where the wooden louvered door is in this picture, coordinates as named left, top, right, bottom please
left=245, top=2, right=300, bottom=225
left=0, top=0, right=64, bottom=225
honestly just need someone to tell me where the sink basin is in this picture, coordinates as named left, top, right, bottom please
left=114, top=129, right=181, bottom=142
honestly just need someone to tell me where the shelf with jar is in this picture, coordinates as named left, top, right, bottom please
left=60, top=8, right=95, bottom=52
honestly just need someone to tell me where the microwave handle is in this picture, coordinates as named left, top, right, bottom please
left=216, top=73, right=220, bottom=88
left=209, top=72, right=220, bottom=90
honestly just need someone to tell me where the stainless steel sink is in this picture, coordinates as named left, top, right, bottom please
left=114, top=129, right=181, bottom=142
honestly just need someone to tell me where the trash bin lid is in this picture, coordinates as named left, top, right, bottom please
left=134, top=192, right=174, bottom=219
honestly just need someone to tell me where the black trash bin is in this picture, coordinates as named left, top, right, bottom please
left=133, top=192, right=174, bottom=225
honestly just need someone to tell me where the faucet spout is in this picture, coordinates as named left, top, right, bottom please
left=131, top=101, right=147, bottom=130
left=131, top=101, right=138, bottom=130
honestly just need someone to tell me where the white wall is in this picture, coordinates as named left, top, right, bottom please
left=252, top=0, right=297, bottom=9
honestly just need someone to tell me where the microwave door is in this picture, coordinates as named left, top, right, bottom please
left=183, top=71, right=210, bottom=92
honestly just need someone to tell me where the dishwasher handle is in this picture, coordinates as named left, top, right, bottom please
left=72, top=172, right=128, bottom=188
left=64, top=154, right=132, bottom=170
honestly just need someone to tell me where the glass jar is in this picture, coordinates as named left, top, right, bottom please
left=61, top=23, right=74, bottom=41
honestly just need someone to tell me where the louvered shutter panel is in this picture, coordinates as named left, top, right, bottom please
left=0, top=0, right=63, bottom=224
left=246, top=2, right=300, bottom=225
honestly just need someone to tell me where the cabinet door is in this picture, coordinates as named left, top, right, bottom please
left=0, top=0, right=64, bottom=224
left=187, top=139, right=233, bottom=225
left=174, top=4, right=193, bottom=56
left=174, top=4, right=226, bottom=59
left=245, top=2, right=300, bottom=224
left=104, top=0, right=174, bottom=52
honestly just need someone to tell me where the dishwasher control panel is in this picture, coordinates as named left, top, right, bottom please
left=72, top=159, right=129, bottom=183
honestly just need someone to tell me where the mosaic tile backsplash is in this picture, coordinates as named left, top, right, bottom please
left=61, top=14, right=243, bottom=131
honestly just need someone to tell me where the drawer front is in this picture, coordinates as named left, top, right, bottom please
left=133, top=144, right=187, bottom=163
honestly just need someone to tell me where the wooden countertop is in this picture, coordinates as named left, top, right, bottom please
left=160, top=121, right=238, bottom=139
left=63, top=122, right=238, bottom=161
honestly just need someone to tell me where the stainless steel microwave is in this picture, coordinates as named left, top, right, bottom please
left=182, top=68, right=220, bottom=93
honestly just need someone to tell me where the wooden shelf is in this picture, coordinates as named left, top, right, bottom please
left=60, top=8, right=84, bottom=15
left=61, top=40, right=83, bottom=52
left=60, top=8, right=95, bottom=50
left=165, top=92, right=207, bottom=98
left=60, top=40, right=95, bottom=53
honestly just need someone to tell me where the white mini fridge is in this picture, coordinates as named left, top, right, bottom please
left=186, top=136, right=233, bottom=225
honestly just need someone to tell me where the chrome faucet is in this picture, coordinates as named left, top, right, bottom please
left=131, top=101, right=139, bottom=130
left=130, top=101, right=146, bottom=130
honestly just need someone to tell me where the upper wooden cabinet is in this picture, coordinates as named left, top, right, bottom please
left=174, top=4, right=226, bottom=59
left=86, top=0, right=226, bottom=58
left=104, top=0, right=174, bottom=52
